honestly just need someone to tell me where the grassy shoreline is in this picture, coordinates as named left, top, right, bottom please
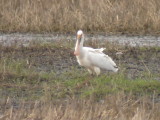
left=1, top=0, right=160, bottom=34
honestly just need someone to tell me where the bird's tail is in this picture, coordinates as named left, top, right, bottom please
left=112, top=64, right=118, bottom=72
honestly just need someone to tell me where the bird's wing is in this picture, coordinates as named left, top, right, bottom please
left=87, top=49, right=118, bottom=72
left=94, top=48, right=106, bottom=53
left=84, top=47, right=106, bottom=53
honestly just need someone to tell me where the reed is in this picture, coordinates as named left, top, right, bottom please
left=0, top=0, right=160, bottom=34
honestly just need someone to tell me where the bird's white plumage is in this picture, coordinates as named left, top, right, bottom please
left=77, top=30, right=83, bottom=35
left=74, top=30, right=118, bottom=75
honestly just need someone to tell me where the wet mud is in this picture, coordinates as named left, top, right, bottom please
left=1, top=45, right=160, bottom=80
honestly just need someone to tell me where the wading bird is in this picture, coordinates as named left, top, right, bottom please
left=74, top=30, right=118, bottom=76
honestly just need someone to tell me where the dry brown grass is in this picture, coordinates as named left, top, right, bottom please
left=0, top=93, right=160, bottom=120
left=0, top=0, right=160, bottom=34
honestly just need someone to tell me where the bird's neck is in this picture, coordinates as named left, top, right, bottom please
left=74, top=37, right=84, bottom=56
left=79, top=36, right=84, bottom=48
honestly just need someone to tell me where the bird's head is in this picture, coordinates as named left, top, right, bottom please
left=77, top=30, right=83, bottom=41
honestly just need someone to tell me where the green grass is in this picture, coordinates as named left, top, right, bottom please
left=0, top=57, right=159, bottom=101
left=64, top=72, right=160, bottom=99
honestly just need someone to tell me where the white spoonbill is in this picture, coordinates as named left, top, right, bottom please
left=74, top=30, right=118, bottom=76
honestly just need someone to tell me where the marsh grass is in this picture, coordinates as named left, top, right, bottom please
left=0, top=93, right=160, bottom=120
left=1, top=0, right=160, bottom=34
left=0, top=42, right=159, bottom=100
left=0, top=41, right=160, bottom=119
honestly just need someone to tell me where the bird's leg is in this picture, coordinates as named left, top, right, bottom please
left=75, top=69, right=93, bottom=89
left=87, top=69, right=93, bottom=75
left=94, top=67, right=101, bottom=76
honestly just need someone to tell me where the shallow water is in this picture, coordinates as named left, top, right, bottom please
left=0, top=33, right=160, bottom=47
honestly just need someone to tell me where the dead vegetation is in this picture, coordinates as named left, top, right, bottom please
left=0, top=93, right=160, bottom=120
left=0, top=0, right=160, bottom=34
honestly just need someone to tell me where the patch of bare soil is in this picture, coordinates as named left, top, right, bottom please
left=121, top=48, right=160, bottom=79
left=0, top=46, right=160, bottom=80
